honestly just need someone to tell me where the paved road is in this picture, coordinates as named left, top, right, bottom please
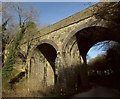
left=73, top=85, right=120, bottom=97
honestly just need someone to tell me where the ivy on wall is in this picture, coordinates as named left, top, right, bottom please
left=2, top=27, right=26, bottom=79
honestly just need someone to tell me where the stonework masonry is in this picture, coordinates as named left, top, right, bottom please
left=11, top=2, right=120, bottom=89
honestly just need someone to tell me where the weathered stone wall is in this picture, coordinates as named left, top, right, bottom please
left=13, top=2, right=120, bottom=89
left=28, top=48, right=54, bottom=88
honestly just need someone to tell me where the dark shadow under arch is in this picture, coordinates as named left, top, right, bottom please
left=62, top=26, right=120, bottom=64
left=75, top=26, right=120, bottom=62
left=36, top=43, right=57, bottom=84
left=29, top=40, right=58, bottom=84
left=36, top=43, right=57, bottom=73
left=62, top=26, right=120, bottom=87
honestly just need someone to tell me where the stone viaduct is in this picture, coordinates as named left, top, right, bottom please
left=16, top=2, right=120, bottom=90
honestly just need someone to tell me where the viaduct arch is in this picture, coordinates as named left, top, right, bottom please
left=27, top=39, right=58, bottom=87
left=15, top=2, right=120, bottom=90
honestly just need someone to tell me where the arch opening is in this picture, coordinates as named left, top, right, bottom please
left=86, top=40, right=120, bottom=89
left=62, top=26, right=120, bottom=89
left=29, top=43, right=57, bottom=90
left=36, top=43, right=57, bottom=72
left=75, top=26, right=120, bottom=60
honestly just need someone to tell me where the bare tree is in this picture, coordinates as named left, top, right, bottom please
left=2, top=3, right=38, bottom=78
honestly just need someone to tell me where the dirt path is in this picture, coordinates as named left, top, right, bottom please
left=73, top=85, right=120, bottom=97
